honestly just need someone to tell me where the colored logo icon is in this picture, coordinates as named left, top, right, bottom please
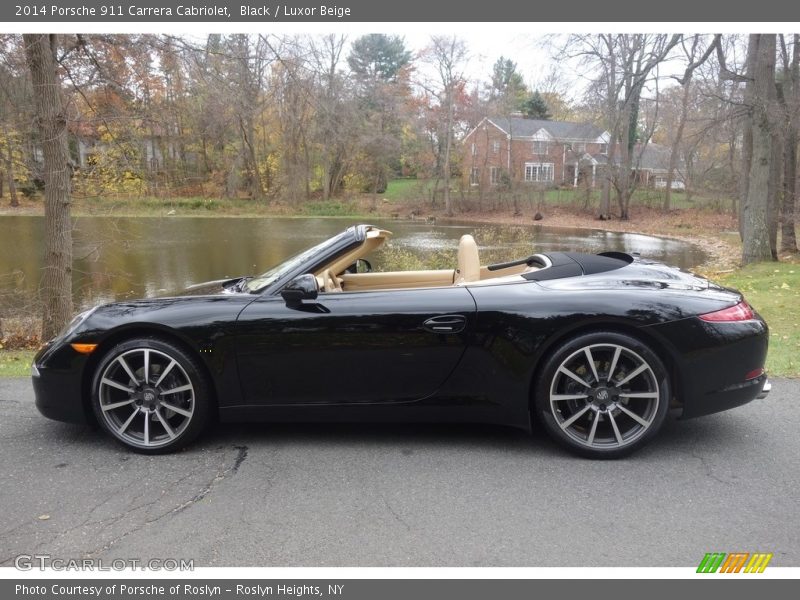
left=697, top=552, right=773, bottom=573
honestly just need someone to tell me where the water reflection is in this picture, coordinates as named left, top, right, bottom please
left=0, top=216, right=707, bottom=311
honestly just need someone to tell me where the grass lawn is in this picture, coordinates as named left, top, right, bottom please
left=716, top=258, right=800, bottom=377
left=0, top=349, right=35, bottom=378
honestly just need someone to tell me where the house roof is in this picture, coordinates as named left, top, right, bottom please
left=568, top=143, right=681, bottom=172
left=627, top=143, right=675, bottom=171
left=487, top=116, right=606, bottom=141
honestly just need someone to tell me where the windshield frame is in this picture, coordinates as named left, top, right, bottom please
left=244, top=226, right=362, bottom=295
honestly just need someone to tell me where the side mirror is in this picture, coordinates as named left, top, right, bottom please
left=345, top=258, right=373, bottom=274
left=281, top=274, right=319, bottom=305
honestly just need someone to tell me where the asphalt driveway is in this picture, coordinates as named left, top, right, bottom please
left=1, top=377, right=798, bottom=567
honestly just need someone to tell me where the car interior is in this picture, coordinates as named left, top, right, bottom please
left=313, top=226, right=548, bottom=293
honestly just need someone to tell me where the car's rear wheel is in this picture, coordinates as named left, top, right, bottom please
left=91, top=338, right=211, bottom=453
left=534, top=332, right=669, bottom=459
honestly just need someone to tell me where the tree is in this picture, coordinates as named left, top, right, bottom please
left=348, top=33, right=413, bottom=195
left=741, top=34, right=778, bottom=264
left=522, top=91, right=551, bottom=119
left=566, top=34, right=680, bottom=219
left=23, top=34, right=73, bottom=340
left=663, top=35, right=716, bottom=210
left=488, top=56, right=528, bottom=113
left=422, top=36, right=468, bottom=216
left=347, top=34, right=411, bottom=83
left=777, top=34, right=799, bottom=254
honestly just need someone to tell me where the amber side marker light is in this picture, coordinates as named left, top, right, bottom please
left=698, top=301, right=754, bottom=322
left=70, top=343, right=98, bottom=354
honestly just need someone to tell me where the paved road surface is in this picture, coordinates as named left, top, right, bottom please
left=1, top=377, right=797, bottom=567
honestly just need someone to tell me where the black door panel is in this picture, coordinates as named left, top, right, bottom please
left=235, top=287, right=476, bottom=405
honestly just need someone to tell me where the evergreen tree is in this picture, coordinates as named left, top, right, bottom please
left=523, top=91, right=552, bottom=119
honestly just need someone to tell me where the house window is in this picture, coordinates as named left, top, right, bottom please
left=574, top=142, right=586, bottom=153
left=599, top=143, right=608, bottom=155
left=471, top=143, right=477, bottom=156
left=470, top=167, right=480, bottom=186
left=492, top=140, right=500, bottom=155
left=524, top=162, right=554, bottom=183
left=532, top=140, right=548, bottom=154
left=490, top=166, right=500, bottom=185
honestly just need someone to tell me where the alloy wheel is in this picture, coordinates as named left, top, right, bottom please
left=97, top=347, right=195, bottom=449
left=548, top=343, right=660, bottom=450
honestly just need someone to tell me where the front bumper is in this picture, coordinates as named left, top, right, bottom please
left=31, top=342, right=91, bottom=424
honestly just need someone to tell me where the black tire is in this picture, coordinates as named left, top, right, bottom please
left=91, top=337, right=212, bottom=454
left=534, top=331, right=670, bottom=459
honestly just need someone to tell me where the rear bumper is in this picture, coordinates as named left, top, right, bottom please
left=680, top=373, right=769, bottom=419
left=646, top=316, right=769, bottom=419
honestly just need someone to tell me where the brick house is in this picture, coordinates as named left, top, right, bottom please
left=462, top=116, right=611, bottom=190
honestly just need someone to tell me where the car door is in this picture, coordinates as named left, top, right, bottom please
left=235, top=286, right=476, bottom=405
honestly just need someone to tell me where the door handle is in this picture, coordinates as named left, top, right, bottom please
left=423, top=315, right=467, bottom=334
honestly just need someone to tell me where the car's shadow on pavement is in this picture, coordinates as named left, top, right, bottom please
left=32, top=410, right=751, bottom=460
left=190, top=411, right=750, bottom=459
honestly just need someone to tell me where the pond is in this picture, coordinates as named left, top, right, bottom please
left=0, top=216, right=707, bottom=312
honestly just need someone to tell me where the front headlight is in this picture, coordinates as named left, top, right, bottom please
left=31, top=362, right=40, bottom=377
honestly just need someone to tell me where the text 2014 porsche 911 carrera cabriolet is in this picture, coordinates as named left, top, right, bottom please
left=32, top=224, right=770, bottom=458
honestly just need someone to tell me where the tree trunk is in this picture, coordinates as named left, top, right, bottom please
left=782, top=130, right=797, bottom=252
left=742, top=34, right=777, bottom=265
left=2, top=122, right=18, bottom=206
left=767, top=131, right=781, bottom=258
left=780, top=34, right=799, bottom=253
left=443, top=91, right=454, bottom=217
left=664, top=81, right=691, bottom=211
left=24, top=34, right=73, bottom=340
left=739, top=36, right=759, bottom=241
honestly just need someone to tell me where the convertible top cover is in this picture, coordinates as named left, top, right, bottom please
left=523, top=252, right=634, bottom=281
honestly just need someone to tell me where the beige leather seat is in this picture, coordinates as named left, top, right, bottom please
left=456, top=234, right=480, bottom=283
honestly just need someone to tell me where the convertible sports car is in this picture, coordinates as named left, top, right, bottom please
left=32, top=224, right=770, bottom=458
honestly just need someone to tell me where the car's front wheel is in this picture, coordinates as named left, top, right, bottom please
left=91, top=338, right=211, bottom=453
left=534, top=332, right=670, bottom=459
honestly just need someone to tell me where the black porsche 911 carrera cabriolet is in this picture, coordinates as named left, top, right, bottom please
left=32, top=224, right=770, bottom=458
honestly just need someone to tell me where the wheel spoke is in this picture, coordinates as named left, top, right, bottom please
left=144, top=412, right=150, bottom=445
left=118, top=408, right=139, bottom=434
left=618, top=392, right=659, bottom=399
left=608, top=411, right=624, bottom=445
left=560, top=404, right=591, bottom=429
left=615, top=363, right=648, bottom=386
left=160, top=401, right=192, bottom=418
left=558, top=366, right=591, bottom=388
left=617, top=404, right=651, bottom=428
left=160, top=384, right=192, bottom=396
left=607, top=346, right=621, bottom=383
left=101, top=377, right=134, bottom=394
left=551, top=393, right=590, bottom=402
left=584, top=348, right=600, bottom=383
left=143, top=349, right=150, bottom=384
left=154, top=408, right=176, bottom=439
left=154, top=359, right=177, bottom=388
left=587, top=413, right=600, bottom=445
left=102, top=398, right=136, bottom=412
left=116, top=356, right=139, bottom=385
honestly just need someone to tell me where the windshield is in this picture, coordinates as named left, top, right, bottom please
left=243, top=230, right=352, bottom=293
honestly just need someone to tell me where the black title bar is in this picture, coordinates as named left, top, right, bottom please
left=4, top=0, right=800, bottom=22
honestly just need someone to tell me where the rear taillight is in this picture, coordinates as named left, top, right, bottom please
left=699, top=301, right=755, bottom=322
